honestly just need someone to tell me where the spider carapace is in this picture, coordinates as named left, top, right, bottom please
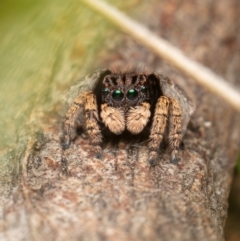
left=63, top=69, right=195, bottom=165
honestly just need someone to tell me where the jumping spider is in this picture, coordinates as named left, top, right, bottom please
left=63, top=69, right=195, bottom=165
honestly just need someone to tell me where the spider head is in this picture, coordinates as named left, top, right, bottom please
left=101, top=73, right=150, bottom=109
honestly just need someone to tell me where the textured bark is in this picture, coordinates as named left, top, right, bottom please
left=1, top=0, right=240, bottom=241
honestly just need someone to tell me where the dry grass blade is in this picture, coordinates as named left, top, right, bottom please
left=81, top=0, right=240, bottom=112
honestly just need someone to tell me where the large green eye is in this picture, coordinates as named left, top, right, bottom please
left=112, top=90, right=124, bottom=101
left=141, top=86, right=148, bottom=93
left=102, top=88, right=110, bottom=97
left=127, top=89, right=138, bottom=100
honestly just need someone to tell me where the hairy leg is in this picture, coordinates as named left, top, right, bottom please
left=168, top=98, right=182, bottom=163
left=63, top=91, right=102, bottom=158
left=148, top=96, right=169, bottom=165
left=126, top=102, right=151, bottom=134
left=84, top=92, right=102, bottom=158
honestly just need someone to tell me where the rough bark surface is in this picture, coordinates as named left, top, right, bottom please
left=1, top=0, right=240, bottom=241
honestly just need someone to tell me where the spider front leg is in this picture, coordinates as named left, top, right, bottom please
left=168, top=98, right=182, bottom=163
left=148, top=96, right=169, bottom=166
left=63, top=91, right=103, bottom=158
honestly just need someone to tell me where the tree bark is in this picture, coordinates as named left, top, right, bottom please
left=1, top=0, right=240, bottom=241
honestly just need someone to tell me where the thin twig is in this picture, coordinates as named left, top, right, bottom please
left=80, top=0, right=240, bottom=112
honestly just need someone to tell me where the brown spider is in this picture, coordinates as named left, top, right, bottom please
left=63, top=69, right=195, bottom=165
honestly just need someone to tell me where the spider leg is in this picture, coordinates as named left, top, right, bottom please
left=148, top=96, right=169, bottom=165
left=63, top=91, right=102, bottom=158
left=84, top=92, right=103, bottom=158
left=63, top=93, right=86, bottom=150
left=168, top=98, right=182, bottom=163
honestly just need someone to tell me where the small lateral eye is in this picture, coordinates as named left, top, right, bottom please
left=141, top=86, right=148, bottom=93
left=112, top=90, right=124, bottom=101
left=127, top=89, right=138, bottom=100
left=102, top=88, right=110, bottom=96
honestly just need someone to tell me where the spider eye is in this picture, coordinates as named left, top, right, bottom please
left=141, top=86, right=148, bottom=93
left=112, top=90, right=124, bottom=101
left=127, top=89, right=138, bottom=100
left=102, top=88, right=110, bottom=97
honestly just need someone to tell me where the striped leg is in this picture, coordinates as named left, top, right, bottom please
left=168, top=98, right=182, bottom=163
left=148, top=96, right=169, bottom=165
left=63, top=91, right=102, bottom=158
left=84, top=92, right=102, bottom=158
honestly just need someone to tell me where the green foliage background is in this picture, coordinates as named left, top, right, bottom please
left=0, top=0, right=113, bottom=152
